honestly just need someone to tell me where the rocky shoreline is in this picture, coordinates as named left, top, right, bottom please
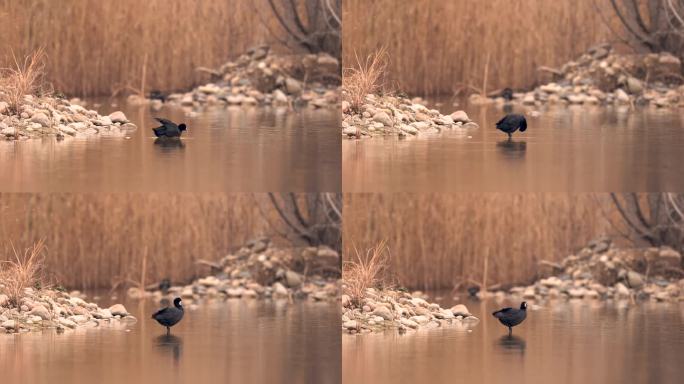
left=342, top=93, right=478, bottom=139
left=496, top=240, right=683, bottom=303
left=341, top=288, right=479, bottom=333
left=0, top=95, right=135, bottom=141
left=129, top=46, right=339, bottom=111
left=128, top=238, right=340, bottom=303
left=0, top=288, right=134, bottom=334
left=481, top=44, right=684, bottom=109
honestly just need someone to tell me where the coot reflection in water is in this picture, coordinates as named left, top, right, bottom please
left=154, top=137, right=186, bottom=149
left=155, top=334, right=183, bottom=365
left=496, top=140, right=527, bottom=158
left=497, top=334, right=526, bottom=354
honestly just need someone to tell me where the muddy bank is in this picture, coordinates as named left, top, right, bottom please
left=341, top=288, right=479, bottom=333
left=342, top=93, right=478, bottom=139
left=129, top=46, right=340, bottom=111
left=129, top=238, right=340, bottom=303
left=0, top=288, right=134, bottom=333
left=480, top=44, right=684, bottom=109
left=0, top=95, right=135, bottom=140
left=489, top=239, right=683, bottom=303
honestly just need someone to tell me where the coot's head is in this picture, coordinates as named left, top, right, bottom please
left=501, top=88, right=514, bottom=101
left=178, top=124, right=187, bottom=131
left=173, top=297, right=183, bottom=308
left=520, top=301, right=527, bottom=310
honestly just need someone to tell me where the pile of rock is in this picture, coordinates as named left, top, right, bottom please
left=341, top=288, right=479, bottom=333
left=129, top=238, right=340, bottom=302
left=485, top=44, right=684, bottom=109
left=342, top=93, right=478, bottom=139
left=0, top=95, right=135, bottom=140
left=0, top=288, right=134, bottom=333
left=505, top=239, right=683, bottom=302
left=130, top=45, right=339, bottom=110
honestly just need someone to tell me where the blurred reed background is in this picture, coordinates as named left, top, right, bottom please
left=0, top=0, right=279, bottom=96
left=343, top=0, right=618, bottom=95
left=0, top=194, right=281, bottom=289
left=343, top=194, right=621, bottom=290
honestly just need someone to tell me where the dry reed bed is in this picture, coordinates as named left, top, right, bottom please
left=0, top=194, right=277, bottom=289
left=343, top=194, right=614, bottom=290
left=0, top=0, right=280, bottom=96
left=343, top=0, right=615, bottom=95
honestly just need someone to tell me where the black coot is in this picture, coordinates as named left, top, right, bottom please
left=492, top=301, right=527, bottom=335
left=152, top=117, right=187, bottom=138
left=152, top=297, right=184, bottom=335
left=495, top=114, right=527, bottom=139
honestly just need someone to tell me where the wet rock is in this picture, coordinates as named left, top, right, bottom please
left=285, top=78, right=302, bottom=94
left=30, top=112, right=50, bottom=127
left=372, top=306, right=393, bottom=320
left=343, top=320, right=359, bottom=330
left=108, top=304, right=128, bottom=317
left=450, top=304, right=470, bottom=317
left=372, top=111, right=392, bottom=126
left=273, top=282, right=289, bottom=297
left=58, top=318, right=77, bottom=329
left=450, top=110, right=470, bottom=123
left=108, top=111, right=128, bottom=123
left=285, top=270, right=302, bottom=288
left=28, top=305, right=50, bottom=320
left=627, top=271, right=644, bottom=289
left=2, top=320, right=17, bottom=331
left=626, top=77, right=643, bottom=94
left=615, top=282, right=631, bottom=297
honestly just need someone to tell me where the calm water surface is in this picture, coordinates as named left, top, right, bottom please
left=343, top=298, right=683, bottom=384
left=0, top=100, right=340, bottom=192
left=0, top=297, right=340, bottom=384
left=343, top=103, right=684, bottom=192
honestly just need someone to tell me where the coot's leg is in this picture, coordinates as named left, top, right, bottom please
left=508, top=326, right=512, bottom=336
left=167, top=326, right=170, bottom=336
left=507, top=132, right=512, bottom=140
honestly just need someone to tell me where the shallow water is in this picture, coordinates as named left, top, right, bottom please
left=0, top=100, right=340, bottom=192
left=343, top=103, right=684, bottom=192
left=342, top=298, right=683, bottom=384
left=0, top=297, right=341, bottom=384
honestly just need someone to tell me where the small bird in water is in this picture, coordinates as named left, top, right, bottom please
left=495, top=114, right=527, bottom=139
left=152, top=117, right=187, bottom=138
left=492, top=301, right=527, bottom=335
left=152, top=297, right=184, bottom=335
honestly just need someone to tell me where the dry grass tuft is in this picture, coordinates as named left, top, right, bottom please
left=0, top=48, right=48, bottom=114
left=0, top=239, right=47, bottom=306
left=342, top=47, right=389, bottom=112
left=343, top=241, right=391, bottom=305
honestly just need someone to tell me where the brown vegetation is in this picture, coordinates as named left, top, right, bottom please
left=342, top=241, right=391, bottom=306
left=0, top=194, right=329, bottom=290
left=0, top=48, right=47, bottom=114
left=0, top=239, right=47, bottom=306
left=342, top=47, right=389, bottom=112
left=342, top=0, right=617, bottom=95
left=343, top=194, right=614, bottom=290
left=0, top=0, right=303, bottom=96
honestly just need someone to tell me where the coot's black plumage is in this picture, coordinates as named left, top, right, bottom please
left=492, top=301, right=527, bottom=335
left=501, top=88, right=514, bottom=101
left=152, top=117, right=187, bottom=138
left=495, top=114, right=527, bottom=139
left=152, top=297, right=184, bottom=335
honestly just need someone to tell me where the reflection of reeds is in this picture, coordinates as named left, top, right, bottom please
left=343, top=0, right=615, bottom=95
left=343, top=241, right=391, bottom=305
left=0, top=239, right=47, bottom=306
left=0, top=0, right=280, bottom=96
left=0, top=194, right=275, bottom=289
left=343, top=194, right=611, bottom=290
